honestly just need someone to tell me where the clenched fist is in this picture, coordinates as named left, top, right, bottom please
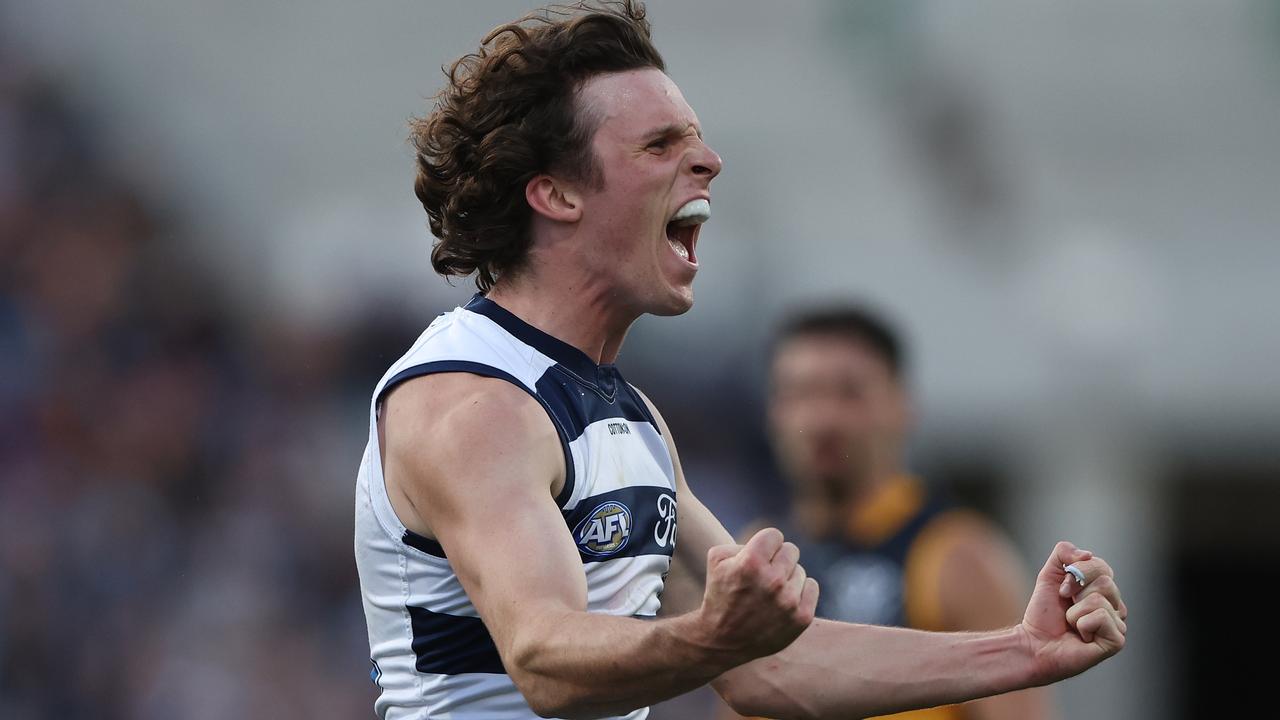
left=694, top=528, right=820, bottom=662
left=1020, top=541, right=1128, bottom=685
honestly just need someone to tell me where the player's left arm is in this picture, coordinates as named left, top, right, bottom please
left=637, top=387, right=1126, bottom=720
left=640, top=391, right=817, bottom=716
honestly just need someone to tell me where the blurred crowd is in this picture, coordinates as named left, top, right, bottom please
left=0, top=60, right=388, bottom=718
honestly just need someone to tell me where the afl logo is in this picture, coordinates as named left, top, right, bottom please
left=575, top=501, right=632, bottom=557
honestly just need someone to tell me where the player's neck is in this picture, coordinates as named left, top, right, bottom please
left=845, top=466, right=904, bottom=505
left=844, top=441, right=908, bottom=503
left=485, top=272, right=635, bottom=366
left=848, top=472, right=923, bottom=544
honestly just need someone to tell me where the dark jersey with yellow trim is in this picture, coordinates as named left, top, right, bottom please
left=794, top=478, right=970, bottom=720
left=801, top=496, right=949, bottom=627
left=732, top=477, right=989, bottom=720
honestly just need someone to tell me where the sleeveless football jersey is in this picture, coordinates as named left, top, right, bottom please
left=355, top=294, right=678, bottom=719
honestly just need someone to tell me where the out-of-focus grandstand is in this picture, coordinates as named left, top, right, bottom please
left=2, top=1, right=1277, bottom=718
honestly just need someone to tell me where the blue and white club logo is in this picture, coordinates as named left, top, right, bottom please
left=575, top=501, right=633, bottom=557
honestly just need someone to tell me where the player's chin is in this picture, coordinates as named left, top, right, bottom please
left=648, top=282, right=695, bottom=317
left=650, top=294, right=694, bottom=317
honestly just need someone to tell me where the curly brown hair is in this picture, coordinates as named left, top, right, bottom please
left=411, top=1, right=666, bottom=292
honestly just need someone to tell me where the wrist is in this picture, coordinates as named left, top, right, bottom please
left=1008, top=623, right=1054, bottom=689
left=665, top=608, right=747, bottom=674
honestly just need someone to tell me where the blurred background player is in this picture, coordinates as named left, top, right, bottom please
left=721, top=305, right=1052, bottom=720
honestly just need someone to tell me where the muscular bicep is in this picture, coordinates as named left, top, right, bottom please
left=381, top=374, right=585, bottom=658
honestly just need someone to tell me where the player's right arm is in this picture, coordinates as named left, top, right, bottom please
left=380, top=372, right=818, bottom=719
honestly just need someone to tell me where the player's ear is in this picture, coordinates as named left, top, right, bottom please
left=526, top=174, right=583, bottom=224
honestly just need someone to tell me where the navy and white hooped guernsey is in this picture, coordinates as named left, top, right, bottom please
left=354, top=294, right=678, bottom=720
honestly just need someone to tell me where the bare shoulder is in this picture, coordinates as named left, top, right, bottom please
left=383, top=372, right=558, bottom=462
left=381, top=372, right=566, bottom=531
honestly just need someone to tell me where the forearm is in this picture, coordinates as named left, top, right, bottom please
left=717, top=619, right=1039, bottom=720
left=509, top=608, right=735, bottom=718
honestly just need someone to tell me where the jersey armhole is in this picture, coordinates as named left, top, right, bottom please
left=376, top=360, right=578, bottom=552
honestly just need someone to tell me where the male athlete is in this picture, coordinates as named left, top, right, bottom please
left=354, top=3, right=1127, bottom=719
left=721, top=306, right=1053, bottom=720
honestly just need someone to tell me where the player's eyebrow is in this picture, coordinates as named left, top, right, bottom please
left=641, top=122, right=703, bottom=142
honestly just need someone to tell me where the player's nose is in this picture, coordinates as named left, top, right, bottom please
left=688, top=140, right=722, bottom=181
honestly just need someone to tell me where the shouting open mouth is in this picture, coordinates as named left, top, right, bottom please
left=665, top=198, right=710, bottom=265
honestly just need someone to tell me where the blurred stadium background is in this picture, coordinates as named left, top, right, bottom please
left=2, top=1, right=1277, bottom=717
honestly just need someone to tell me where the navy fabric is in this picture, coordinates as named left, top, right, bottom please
left=464, top=294, right=626, bottom=396
left=804, top=497, right=952, bottom=627
left=408, top=605, right=662, bottom=677
left=535, top=369, right=654, bottom=442
left=464, top=294, right=661, bottom=438
left=404, top=484, right=678, bottom=565
left=562, top=485, right=678, bottom=564
left=403, top=530, right=445, bottom=558
left=621, top=382, right=660, bottom=429
left=408, top=605, right=506, bottom=675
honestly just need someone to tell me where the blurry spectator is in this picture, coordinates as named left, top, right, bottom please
left=720, top=305, right=1051, bottom=720
left=0, top=60, right=383, bottom=718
